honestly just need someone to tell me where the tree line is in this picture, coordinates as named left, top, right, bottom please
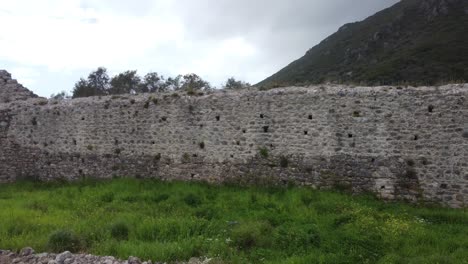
left=50, top=67, right=251, bottom=99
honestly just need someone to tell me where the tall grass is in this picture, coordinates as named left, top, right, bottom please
left=0, top=178, right=466, bottom=263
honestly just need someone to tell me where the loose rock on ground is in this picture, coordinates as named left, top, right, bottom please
left=0, top=248, right=214, bottom=264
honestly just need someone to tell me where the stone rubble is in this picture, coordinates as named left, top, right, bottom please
left=0, top=248, right=214, bottom=264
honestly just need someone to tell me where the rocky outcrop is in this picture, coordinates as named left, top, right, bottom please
left=0, top=70, right=38, bottom=103
left=0, top=248, right=212, bottom=264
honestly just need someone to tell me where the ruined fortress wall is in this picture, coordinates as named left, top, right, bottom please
left=0, top=83, right=467, bottom=207
left=0, top=70, right=38, bottom=103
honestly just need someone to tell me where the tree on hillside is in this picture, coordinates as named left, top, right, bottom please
left=223, top=77, right=251, bottom=90
left=73, top=78, right=95, bottom=98
left=142, top=72, right=167, bottom=93
left=87, top=67, right=110, bottom=94
left=72, top=67, right=110, bottom=98
left=179, top=73, right=212, bottom=93
left=164, top=75, right=182, bottom=91
left=109, top=70, right=142, bottom=95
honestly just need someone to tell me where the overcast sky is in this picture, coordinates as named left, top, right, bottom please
left=0, top=0, right=399, bottom=97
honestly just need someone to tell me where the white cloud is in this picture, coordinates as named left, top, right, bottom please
left=8, top=66, right=41, bottom=87
left=0, top=0, right=184, bottom=72
left=0, top=0, right=399, bottom=96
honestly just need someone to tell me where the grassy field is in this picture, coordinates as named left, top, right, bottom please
left=0, top=179, right=467, bottom=263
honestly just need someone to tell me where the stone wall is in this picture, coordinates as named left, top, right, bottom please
left=0, top=70, right=38, bottom=103
left=0, top=72, right=467, bottom=207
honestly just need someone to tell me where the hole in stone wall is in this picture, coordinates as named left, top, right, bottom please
left=371, top=158, right=375, bottom=163
left=414, top=135, right=419, bottom=141
left=260, top=114, right=264, bottom=118
left=81, top=117, right=85, bottom=121
left=308, top=115, right=313, bottom=120
left=151, top=141, right=155, bottom=145
left=230, top=154, right=234, bottom=158
left=406, top=159, right=415, bottom=166
left=304, top=131, right=308, bottom=135
left=380, top=186, right=385, bottom=189
left=73, top=139, right=77, bottom=145
left=114, top=139, right=119, bottom=145
left=216, top=115, right=220, bottom=121
left=242, top=129, right=246, bottom=133
left=31, top=117, right=37, bottom=126
left=78, top=169, right=83, bottom=174
left=263, top=126, right=269, bottom=133
left=440, top=183, right=447, bottom=189
left=161, top=117, right=167, bottom=121
left=191, top=173, right=195, bottom=179
left=428, top=105, right=434, bottom=113
left=236, top=141, right=240, bottom=146
left=348, top=134, right=353, bottom=138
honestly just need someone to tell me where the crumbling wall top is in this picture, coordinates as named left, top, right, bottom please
left=0, top=70, right=38, bottom=103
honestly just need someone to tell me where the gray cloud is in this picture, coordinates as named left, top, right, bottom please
left=171, top=0, right=399, bottom=79
left=1, top=0, right=400, bottom=96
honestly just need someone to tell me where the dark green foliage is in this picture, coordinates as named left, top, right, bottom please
left=143, top=72, right=167, bottom=93
left=47, top=230, right=81, bottom=252
left=223, top=77, right=250, bottom=90
left=259, top=147, right=269, bottom=158
left=183, top=193, right=202, bottom=207
left=72, top=69, right=211, bottom=98
left=72, top=67, right=110, bottom=98
left=109, top=70, right=142, bottom=95
left=259, top=0, right=468, bottom=87
left=110, top=222, right=129, bottom=241
left=179, top=73, right=212, bottom=93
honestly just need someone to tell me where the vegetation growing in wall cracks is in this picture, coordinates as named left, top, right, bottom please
left=0, top=179, right=466, bottom=263
left=259, top=147, right=269, bottom=158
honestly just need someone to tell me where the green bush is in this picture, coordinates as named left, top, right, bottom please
left=47, top=230, right=81, bottom=252
left=110, top=222, right=129, bottom=240
left=231, top=222, right=271, bottom=250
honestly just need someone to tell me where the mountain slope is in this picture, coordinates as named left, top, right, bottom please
left=259, top=0, right=468, bottom=87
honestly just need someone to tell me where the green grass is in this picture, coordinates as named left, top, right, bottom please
left=0, top=178, right=467, bottom=263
